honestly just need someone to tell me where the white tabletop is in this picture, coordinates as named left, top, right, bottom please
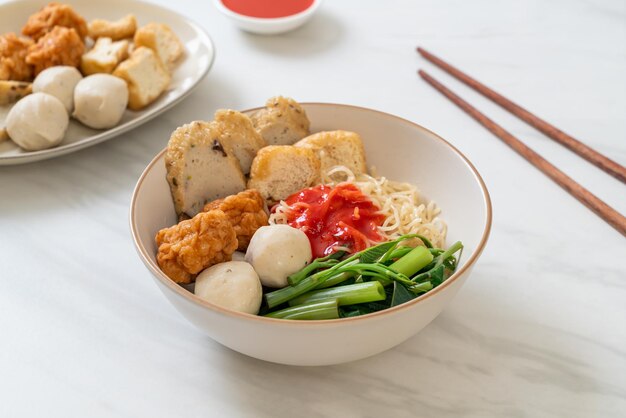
left=1, top=0, right=625, bottom=416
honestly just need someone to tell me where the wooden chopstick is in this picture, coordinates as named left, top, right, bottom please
left=417, top=47, right=626, bottom=184
left=418, top=69, right=626, bottom=237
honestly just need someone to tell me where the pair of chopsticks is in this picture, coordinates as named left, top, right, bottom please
left=416, top=48, right=626, bottom=237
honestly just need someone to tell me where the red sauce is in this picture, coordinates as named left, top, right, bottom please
left=277, top=184, right=386, bottom=259
left=222, top=0, right=314, bottom=19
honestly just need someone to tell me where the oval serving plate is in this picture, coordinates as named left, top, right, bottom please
left=0, top=0, right=215, bottom=165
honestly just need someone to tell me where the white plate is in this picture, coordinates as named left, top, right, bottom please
left=0, top=0, right=215, bottom=165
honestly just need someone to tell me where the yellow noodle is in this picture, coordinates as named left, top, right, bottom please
left=269, top=166, right=447, bottom=248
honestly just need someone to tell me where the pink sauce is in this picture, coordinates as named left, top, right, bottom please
left=222, top=0, right=314, bottom=19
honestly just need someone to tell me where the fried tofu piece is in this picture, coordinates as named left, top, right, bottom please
left=81, top=37, right=129, bottom=75
left=166, top=120, right=246, bottom=218
left=0, top=33, right=34, bottom=81
left=247, top=145, right=320, bottom=203
left=203, top=189, right=269, bottom=251
left=22, top=2, right=88, bottom=41
left=26, top=27, right=84, bottom=76
left=251, top=96, right=310, bottom=145
left=134, top=23, right=184, bottom=70
left=88, top=14, right=137, bottom=41
left=155, top=209, right=238, bottom=284
left=213, top=109, right=267, bottom=175
left=113, top=46, right=170, bottom=110
left=295, top=130, right=367, bottom=181
left=0, top=80, right=32, bottom=105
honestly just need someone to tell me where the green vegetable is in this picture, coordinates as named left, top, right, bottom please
left=263, top=235, right=463, bottom=315
left=288, top=281, right=386, bottom=307
left=387, top=246, right=433, bottom=280
left=390, top=281, right=415, bottom=307
left=316, top=271, right=354, bottom=289
left=265, top=271, right=326, bottom=308
left=264, top=234, right=419, bottom=308
left=264, top=299, right=339, bottom=320
left=287, top=252, right=344, bottom=286
left=386, top=246, right=413, bottom=261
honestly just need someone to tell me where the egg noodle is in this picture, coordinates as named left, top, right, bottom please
left=269, top=165, right=447, bottom=248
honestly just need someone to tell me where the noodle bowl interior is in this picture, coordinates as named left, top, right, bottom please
left=153, top=97, right=463, bottom=320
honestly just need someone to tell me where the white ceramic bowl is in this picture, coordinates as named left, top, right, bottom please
left=213, top=0, right=322, bottom=35
left=130, top=103, right=492, bottom=366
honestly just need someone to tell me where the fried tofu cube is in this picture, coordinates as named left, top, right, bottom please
left=247, top=146, right=321, bottom=203
left=81, top=37, right=129, bottom=75
left=134, top=23, right=184, bottom=70
left=112, top=46, right=170, bottom=110
left=88, top=14, right=137, bottom=41
left=251, top=96, right=311, bottom=146
left=295, top=130, right=367, bottom=180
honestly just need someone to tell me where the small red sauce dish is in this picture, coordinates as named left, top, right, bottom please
left=214, top=0, right=322, bottom=35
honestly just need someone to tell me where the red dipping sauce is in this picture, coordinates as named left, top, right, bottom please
left=221, top=0, right=314, bottom=19
left=277, top=184, right=386, bottom=259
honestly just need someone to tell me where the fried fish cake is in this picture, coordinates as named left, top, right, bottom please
left=203, top=189, right=269, bottom=251
left=165, top=120, right=246, bottom=218
left=155, top=209, right=238, bottom=284
left=0, top=33, right=34, bottom=81
left=213, top=109, right=267, bottom=175
left=22, top=2, right=88, bottom=41
left=250, top=96, right=310, bottom=146
left=26, top=27, right=84, bottom=76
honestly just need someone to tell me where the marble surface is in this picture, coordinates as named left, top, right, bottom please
left=1, top=0, right=625, bottom=416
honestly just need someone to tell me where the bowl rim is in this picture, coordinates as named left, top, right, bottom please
left=129, top=102, right=493, bottom=326
left=213, top=0, right=322, bottom=24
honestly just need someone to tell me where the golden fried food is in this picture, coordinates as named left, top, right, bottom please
left=250, top=96, right=310, bottom=146
left=26, top=27, right=84, bottom=76
left=88, top=14, right=137, bottom=41
left=22, top=2, right=88, bottom=41
left=155, top=209, right=238, bottom=284
left=203, top=189, right=269, bottom=251
left=0, top=33, right=34, bottom=81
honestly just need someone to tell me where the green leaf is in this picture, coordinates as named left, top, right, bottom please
left=391, top=281, right=416, bottom=307
left=430, top=265, right=446, bottom=287
left=357, top=301, right=390, bottom=312
left=356, top=234, right=422, bottom=264
left=358, top=240, right=401, bottom=264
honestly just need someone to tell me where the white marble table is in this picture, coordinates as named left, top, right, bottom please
left=1, top=0, right=625, bottom=416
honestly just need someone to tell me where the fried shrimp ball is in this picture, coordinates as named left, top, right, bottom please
left=22, top=2, right=88, bottom=41
left=155, top=209, right=238, bottom=284
left=0, top=33, right=34, bottom=81
left=26, top=27, right=84, bottom=75
left=203, top=189, right=269, bottom=251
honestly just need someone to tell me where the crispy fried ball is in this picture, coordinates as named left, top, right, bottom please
left=156, top=209, right=238, bottom=284
left=22, top=2, right=88, bottom=41
left=203, top=189, right=269, bottom=251
left=26, top=27, right=84, bottom=76
left=0, top=33, right=34, bottom=81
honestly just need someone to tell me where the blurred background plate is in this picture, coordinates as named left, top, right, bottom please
left=0, top=0, right=215, bottom=165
